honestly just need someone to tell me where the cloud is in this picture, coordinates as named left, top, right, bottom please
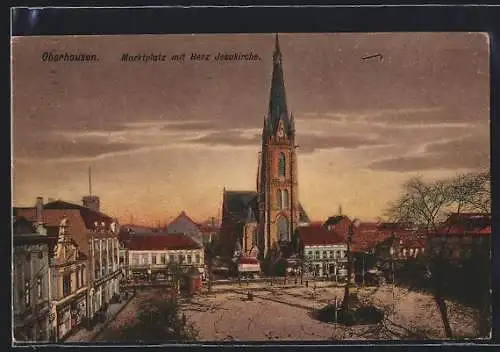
left=182, top=130, right=260, bottom=147
left=296, top=133, right=389, bottom=154
left=366, top=134, right=490, bottom=172
left=14, top=139, right=141, bottom=161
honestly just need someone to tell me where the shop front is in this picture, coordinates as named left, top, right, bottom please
left=57, top=305, right=71, bottom=340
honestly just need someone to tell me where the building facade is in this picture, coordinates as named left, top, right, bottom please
left=297, top=225, right=348, bottom=280
left=13, top=217, right=52, bottom=342
left=219, top=35, right=311, bottom=270
left=257, top=34, right=302, bottom=261
left=126, top=234, right=204, bottom=281
left=14, top=197, right=122, bottom=334
left=87, top=221, right=121, bottom=325
left=49, top=217, right=88, bottom=341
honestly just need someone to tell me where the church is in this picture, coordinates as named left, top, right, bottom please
left=219, top=35, right=311, bottom=272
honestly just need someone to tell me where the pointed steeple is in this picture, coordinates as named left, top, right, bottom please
left=267, top=33, right=291, bottom=137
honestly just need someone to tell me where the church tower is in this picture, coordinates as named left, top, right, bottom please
left=257, top=34, right=300, bottom=262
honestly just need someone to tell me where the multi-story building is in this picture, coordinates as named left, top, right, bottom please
left=296, top=224, right=348, bottom=280
left=13, top=216, right=52, bottom=342
left=49, top=216, right=88, bottom=341
left=125, top=234, right=204, bottom=281
left=14, top=197, right=121, bottom=332
left=87, top=220, right=121, bottom=323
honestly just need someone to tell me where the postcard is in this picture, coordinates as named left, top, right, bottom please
left=11, top=31, right=491, bottom=344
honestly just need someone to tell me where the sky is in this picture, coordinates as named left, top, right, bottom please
left=11, top=33, right=490, bottom=226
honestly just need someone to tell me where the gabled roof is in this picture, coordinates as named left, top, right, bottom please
left=299, top=204, right=311, bottom=223
left=297, top=224, right=345, bottom=246
left=223, top=190, right=258, bottom=223
left=350, top=222, right=393, bottom=253
left=126, top=233, right=202, bottom=251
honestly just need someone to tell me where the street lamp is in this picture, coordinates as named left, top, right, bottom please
left=342, top=218, right=360, bottom=312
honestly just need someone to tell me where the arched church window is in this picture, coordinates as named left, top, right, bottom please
left=278, top=153, right=286, bottom=177
left=278, top=216, right=289, bottom=242
left=282, top=189, right=289, bottom=209
left=277, top=189, right=282, bottom=210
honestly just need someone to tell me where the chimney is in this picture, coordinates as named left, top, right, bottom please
left=36, top=197, right=44, bottom=224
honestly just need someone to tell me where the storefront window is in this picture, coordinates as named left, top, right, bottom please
left=195, top=254, right=201, bottom=264
left=187, top=255, right=192, bottom=264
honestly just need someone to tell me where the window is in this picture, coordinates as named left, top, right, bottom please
left=161, top=254, right=166, bottom=264
left=282, top=190, right=289, bottom=209
left=38, top=252, right=43, bottom=259
left=169, top=254, right=175, bottom=262
left=339, top=251, right=344, bottom=259
left=187, top=255, right=192, bottom=264
left=307, top=251, right=313, bottom=258
left=315, top=251, right=320, bottom=260
left=329, top=251, right=334, bottom=259
left=36, top=277, right=42, bottom=298
left=24, top=280, right=30, bottom=306
left=277, top=189, right=282, bottom=210
left=152, top=254, right=157, bottom=265
left=76, top=269, right=81, bottom=288
left=277, top=216, right=289, bottom=241
left=195, top=254, right=201, bottom=264
left=80, top=269, right=85, bottom=287
left=179, top=255, right=185, bottom=264
left=278, top=153, right=286, bottom=177
left=63, top=274, right=71, bottom=296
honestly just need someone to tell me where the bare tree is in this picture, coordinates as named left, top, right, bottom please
left=385, top=169, right=491, bottom=338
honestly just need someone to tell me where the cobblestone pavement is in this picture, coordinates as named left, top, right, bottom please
left=90, top=283, right=481, bottom=342
left=183, top=283, right=480, bottom=341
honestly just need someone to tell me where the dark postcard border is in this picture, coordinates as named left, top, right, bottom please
left=8, top=4, right=500, bottom=349
left=8, top=6, right=500, bottom=36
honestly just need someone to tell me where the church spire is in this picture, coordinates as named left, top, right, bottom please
left=267, top=33, right=291, bottom=137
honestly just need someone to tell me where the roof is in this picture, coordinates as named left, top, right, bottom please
left=125, top=233, right=203, bottom=251
left=438, top=213, right=491, bottom=235
left=350, top=222, right=393, bottom=253
left=223, top=190, right=258, bottom=222
left=297, top=224, right=345, bottom=246
left=299, top=204, right=311, bottom=223
left=266, top=34, right=292, bottom=137
left=324, top=215, right=351, bottom=227
left=13, top=200, right=116, bottom=256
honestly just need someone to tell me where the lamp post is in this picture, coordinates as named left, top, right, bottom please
left=342, top=218, right=360, bottom=312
